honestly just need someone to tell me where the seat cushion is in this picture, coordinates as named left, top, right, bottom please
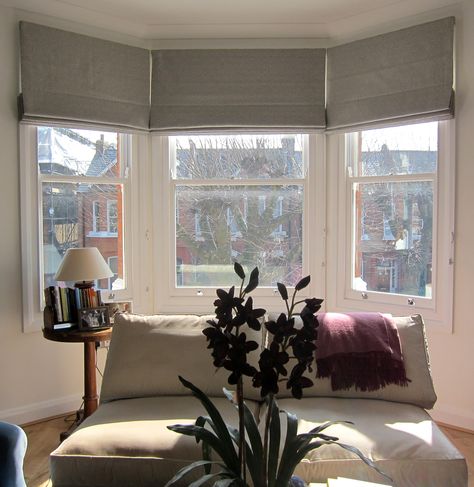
left=274, top=397, right=467, bottom=487
left=51, top=396, right=261, bottom=487
left=101, top=313, right=263, bottom=402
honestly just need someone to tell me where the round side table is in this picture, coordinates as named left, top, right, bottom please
left=43, top=327, right=112, bottom=419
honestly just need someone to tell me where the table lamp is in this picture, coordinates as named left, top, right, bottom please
left=54, top=247, right=113, bottom=290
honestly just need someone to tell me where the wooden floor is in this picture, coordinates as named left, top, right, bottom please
left=22, top=414, right=474, bottom=487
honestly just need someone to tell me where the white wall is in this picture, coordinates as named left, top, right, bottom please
left=0, top=1, right=473, bottom=429
left=427, top=1, right=474, bottom=430
left=0, top=5, right=89, bottom=424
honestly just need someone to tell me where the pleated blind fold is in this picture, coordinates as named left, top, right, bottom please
left=150, top=49, right=326, bottom=131
left=326, top=17, right=455, bottom=131
left=19, top=22, right=150, bottom=131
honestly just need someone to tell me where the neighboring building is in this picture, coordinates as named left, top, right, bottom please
left=39, top=128, right=122, bottom=290
left=354, top=146, right=436, bottom=297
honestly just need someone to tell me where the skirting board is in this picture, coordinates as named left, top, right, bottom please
left=431, top=404, right=474, bottom=432
left=0, top=394, right=82, bottom=425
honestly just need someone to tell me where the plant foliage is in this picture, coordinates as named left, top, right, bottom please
left=166, top=264, right=390, bottom=487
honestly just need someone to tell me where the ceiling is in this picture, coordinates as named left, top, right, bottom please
left=0, top=0, right=461, bottom=40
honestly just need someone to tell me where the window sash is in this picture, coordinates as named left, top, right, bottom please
left=326, top=120, right=454, bottom=330
left=152, top=133, right=325, bottom=314
left=20, top=125, right=133, bottom=332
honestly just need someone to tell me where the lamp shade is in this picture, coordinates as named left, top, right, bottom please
left=54, top=247, right=113, bottom=282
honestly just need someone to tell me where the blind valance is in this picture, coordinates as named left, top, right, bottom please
left=19, top=17, right=455, bottom=133
left=19, top=22, right=150, bottom=131
left=326, top=17, right=455, bottom=131
left=150, top=49, right=326, bottom=132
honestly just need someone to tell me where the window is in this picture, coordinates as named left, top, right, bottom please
left=154, top=133, right=325, bottom=313
left=21, top=125, right=133, bottom=331
left=92, top=201, right=100, bottom=232
left=107, top=256, right=119, bottom=290
left=327, top=121, right=454, bottom=329
left=107, top=200, right=118, bottom=234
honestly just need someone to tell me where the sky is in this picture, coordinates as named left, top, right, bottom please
left=361, top=122, right=438, bottom=152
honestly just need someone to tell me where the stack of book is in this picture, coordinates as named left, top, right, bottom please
left=44, top=286, right=103, bottom=330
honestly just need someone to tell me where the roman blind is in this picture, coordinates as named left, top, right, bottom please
left=19, top=22, right=150, bottom=131
left=326, top=17, right=455, bottom=131
left=150, top=49, right=326, bottom=131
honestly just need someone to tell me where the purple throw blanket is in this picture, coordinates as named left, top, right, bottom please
left=316, top=312, right=409, bottom=391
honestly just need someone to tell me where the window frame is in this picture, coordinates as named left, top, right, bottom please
left=107, top=199, right=118, bottom=235
left=20, top=124, right=134, bottom=332
left=326, top=120, right=455, bottom=331
left=152, top=133, right=326, bottom=314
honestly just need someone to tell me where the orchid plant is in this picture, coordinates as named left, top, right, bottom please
left=165, top=263, right=388, bottom=487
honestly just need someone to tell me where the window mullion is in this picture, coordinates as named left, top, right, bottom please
left=39, top=174, right=127, bottom=185
left=170, top=178, right=304, bottom=187
left=349, top=173, right=435, bottom=184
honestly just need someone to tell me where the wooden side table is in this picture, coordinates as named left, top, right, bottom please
left=43, top=327, right=113, bottom=422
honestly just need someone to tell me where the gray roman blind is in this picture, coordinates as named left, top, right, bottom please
left=150, top=49, right=326, bottom=131
left=19, top=22, right=150, bottom=131
left=326, top=17, right=455, bottom=131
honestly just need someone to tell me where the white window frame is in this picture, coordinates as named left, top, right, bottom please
left=20, top=124, right=135, bottom=332
left=326, top=120, right=455, bottom=331
left=107, top=199, right=118, bottom=235
left=108, top=255, right=118, bottom=289
left=92, top=200, right=100, bottom=232
left=152, top=133, right=326, bottom=314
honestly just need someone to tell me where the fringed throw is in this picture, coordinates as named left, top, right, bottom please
left=316, top=312, right=410, bottom=391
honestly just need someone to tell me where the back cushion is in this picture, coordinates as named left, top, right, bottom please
left=274, top=314, right=437, bottom=409
left=100, top=313, right=262, bottom=402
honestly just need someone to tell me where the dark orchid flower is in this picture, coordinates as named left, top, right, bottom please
left=232, top=296, right=265, bottom=331
left=253, top=368, right=279, bottom=396
left=265, top=313, right=296, bottom=343
left=214, top=287, right=244, bottom=329
left=287, top=362, right=314, bottom=399
left=222, top=332, right=258, bottom=384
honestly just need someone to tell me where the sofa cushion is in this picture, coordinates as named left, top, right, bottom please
left=273, top=314, right=437, bottom=409
left=50, top=396, right=261, bottom=487
left=274, top=397, right=467, bottom=487
left=100, top=313, right=262, bottom=402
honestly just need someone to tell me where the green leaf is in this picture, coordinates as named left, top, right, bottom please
left=307, top=420, right=353, bottom=434
left=177, top=377, right=240, bottom=473
left=189, top=473, right=227, bottom=487
left=268, top=398, right=281, bottom=487
left=163, top=460, right=223, bottom=487
left=234, top=262, right=245, bottom=280
left=223, top=389, right=263, bottom=487
left=277, top=411, right=298, bottom=481
left=169, top=425, right=226, bottom=452
left=295, top=275, right=311, bottom=291
left=214, top=479, right=238, bottom=487
left=195, top=415, right=209, bottom=444
left=277, top=282, right=288, bottom=300
left=335, top=443, right=392, bottom=482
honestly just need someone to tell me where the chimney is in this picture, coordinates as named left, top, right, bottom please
left=96, top=134, right=105, bottom=155
left=282, top=137, right=295, bottom=155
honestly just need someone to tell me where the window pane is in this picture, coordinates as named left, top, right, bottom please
left=353, top=122, right=437, bottom=176
left=172, top=134, right=304, bottom=180
left=42, top=182, right=124, bottom=291
left=38, top=127, right=120, bottom=177
left=353, top=181, right=433, bottom=297
left=175, top=185, right=303, bottom=287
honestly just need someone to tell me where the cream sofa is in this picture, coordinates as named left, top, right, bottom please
left=50, top=313, right=468, bottom=487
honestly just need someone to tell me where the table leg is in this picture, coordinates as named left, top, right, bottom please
left=83, top=341, right=98, bottom=418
